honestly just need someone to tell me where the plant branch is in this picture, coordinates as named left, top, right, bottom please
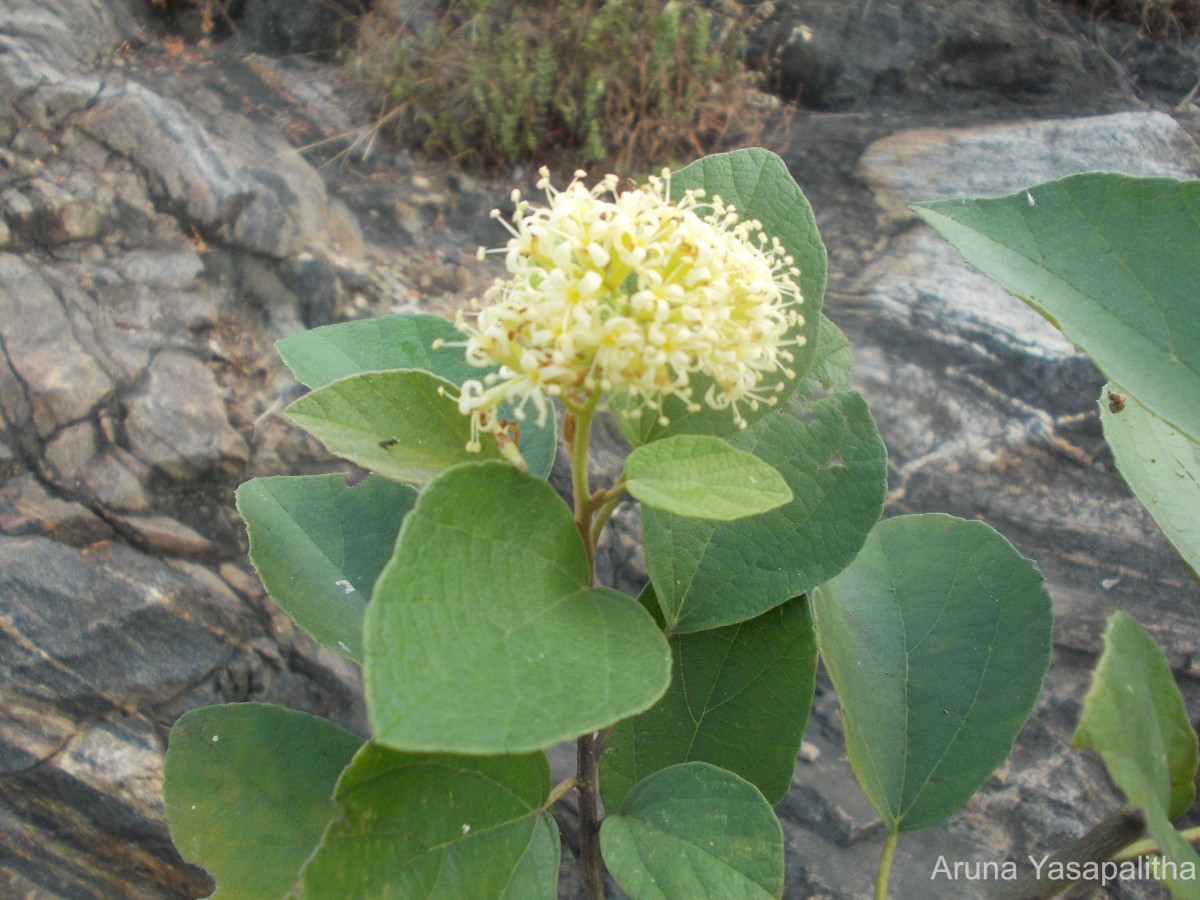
left=589, top=482, right=626, bottom=547
left=576, top=731, right=605, bottom=900
left=545, top=776, right=578, bottom=809
left=567, top=396, right=601, bottom=580
left=991, top=808, right=1146, bottom=900
left=875, top=829, right=898, bottom=900
left=1113, top=826, right=1200, bottom=862
left=566, top=394, right=606, bottom=900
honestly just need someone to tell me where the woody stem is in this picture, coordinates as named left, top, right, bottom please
left=565, top=396, right=605, bottom=899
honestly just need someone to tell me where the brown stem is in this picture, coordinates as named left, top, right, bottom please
left=991, top=808, right=1146, bottom=900
left=566, top=397, right=605, bottom=898
left=576, top=732, right=605, bottom=899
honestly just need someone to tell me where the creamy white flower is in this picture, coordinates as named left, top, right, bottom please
left=444, top=167, right=805, bottom=450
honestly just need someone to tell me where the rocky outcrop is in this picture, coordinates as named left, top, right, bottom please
left=1, top=0, right=1198, bottom=897
left=777, top=107, right=1200, bottom=898
left=0, top=0, right=377, bottom=893
left=741, top=0, right=1199, bottom=115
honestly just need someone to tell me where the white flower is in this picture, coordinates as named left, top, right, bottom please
left=443, top=167, right=805, bottom=450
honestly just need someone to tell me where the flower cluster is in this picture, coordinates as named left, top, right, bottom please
left=445, top=167, right=804, bottom=451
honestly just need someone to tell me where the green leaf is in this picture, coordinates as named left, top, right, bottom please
left=635, top=580, right=667, bottom=630
left=277, top=313, right=474, bottom=389
left=912, top=173, right=1200, bottom=442
left=643, top=391, right=886, bottom=633
left=601, top=594, right=817, bottom=810
left=812, top=514, right=1052, bottom=832
left=600, top=762, right=785, bottom=900
left=277, top=313, right=556, bottom=478
left=1100, top=382, right=1200, bottom=579
left=164, top=704, right=361, bottom=899
left=613, top=148, right=826, bottom=445
left=365, top=461, right=671, bottom=753
left=285, top=369, right=496, bottom=485
left=1072, top=612, right=1200, bottom=896
left=796, top=313, right=853, bottom=397
left=297, top=743, right=558, bottom=899
left=625, top=435, right=792, bottom=520
left=237, top=474, right=416, bottom=663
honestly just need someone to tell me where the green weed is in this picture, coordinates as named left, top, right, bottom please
left=350, top=0, right=763, bottom=171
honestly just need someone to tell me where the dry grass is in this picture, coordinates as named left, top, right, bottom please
left=349, top=0, right=766, bottom=173
left=1051, top=0, right=1200, bottom=38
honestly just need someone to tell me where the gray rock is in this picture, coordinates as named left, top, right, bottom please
left=0, top=534, right=251, bottom=771
left=0, top=437, right=17, bottom=479
left=0, top=0, right=144, bottom=96
left=42, top=421, right=98, bottom=488
left=236, top=0, right=355, bottom=58
left=13, top=77, right=102, bottom=131
left=83, top=448, right=152, bottom=513
left=0, top=718, right=214, bottom=898
left=114, top=514, right=217, bottom=558
left=0, top=254, right=114, bottom=437
left=862, top=111, right=1200, bottom=221
left=0, top=1, right=393, bottom=894
left=124, top=351, right=249, bottom=480
left=111, top=249, right=204, bottom=288
left=763, top=108, right=1200, bottom=898
left=744, top=0, right=1126, bottom=113
left=0, top=531, right=369, bottom=896
left=77, top=80, right=361, bottom=260
left=852, top=110, right=1200, bottom=662
left=0, top=473, right=112, bottom=545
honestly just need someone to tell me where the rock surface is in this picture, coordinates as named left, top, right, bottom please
left=0, top=0, right=1197, bottom=897
left=779, top=107, right=1200, bottom=900
left=743, top=0, right=1130, bottom=113
left=0, top=1, right=376, bottom=894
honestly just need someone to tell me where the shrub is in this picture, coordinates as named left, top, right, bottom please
left=161, top=154, right=1200, bottom=900
left=351, top=0, right=761, bottom=170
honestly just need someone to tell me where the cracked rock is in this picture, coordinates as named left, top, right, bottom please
left=82, top=447, right=152, bottom=513
left=0, top=473, right=113, bottom=546
left=0, top=535, right=252, bottom=773
left=123, top=351, right=249, bottom=480
left=78, top=80, right=360, bottom=259
left=0, top=254, right=114, bottom=437
left=114, top=514, right=216, bottom=558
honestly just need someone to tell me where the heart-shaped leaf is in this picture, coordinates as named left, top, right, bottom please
left=812, top=514, right=1052, bottom=832
left=796, top=313, right=853, bottom=397
left=613, top=148, right=826, bottom=445
left=1100, top=383, right=1200, bottom=579
left=1073, top=611, right=1200, bottom=896
left=643, top=391, right=886, bottom=633
left=277, top=313, right=475, bottom=389
left=365, top=461, right=671, bottom=753
left=278, top=314, right=555, bottom=478
left=285, top=369, right=486, bottom=485
left=297, top=743, right=559, bottom=898
left=601, top=762, right=785, bottom=900
left=164, top=704, right=361, bottom=899
left=912, top=174, right=1200, bottom=442
left=601, top=593, right=817, bottom=810
left=625, top=435, right=792, bottom=520
left=237, top=474, right=416, bottom=663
